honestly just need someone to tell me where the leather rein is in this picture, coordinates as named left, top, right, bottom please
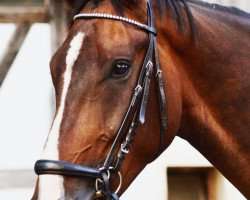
left=34, top=1, right=167, bottom=199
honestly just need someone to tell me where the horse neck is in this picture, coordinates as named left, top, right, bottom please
left=156, top=2, right=250, bottom=198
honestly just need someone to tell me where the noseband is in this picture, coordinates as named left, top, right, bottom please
left=34, top=0, right=167, bottom=199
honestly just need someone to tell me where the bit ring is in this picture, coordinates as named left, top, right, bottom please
left=95, top=168, right=122, bottom=195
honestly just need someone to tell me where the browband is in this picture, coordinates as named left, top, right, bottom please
left=74, top=13, right=157, bottom=35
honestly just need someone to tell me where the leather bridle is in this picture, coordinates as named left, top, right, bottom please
left=34, top=0, right=167, bottom=199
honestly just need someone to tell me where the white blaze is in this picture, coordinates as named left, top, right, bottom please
left=38, top=32, right=85, bottom=200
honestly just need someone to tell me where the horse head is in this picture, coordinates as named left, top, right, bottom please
left=32, top=0, right=180, bottom=199
left=32, top=0, right=250, bottom=199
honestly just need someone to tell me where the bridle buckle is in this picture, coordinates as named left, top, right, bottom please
left=121, top=144, right=129, bottom=154
left=155, top=69, right=162, bottom=78
left=95, top=167, right=123, bottom=198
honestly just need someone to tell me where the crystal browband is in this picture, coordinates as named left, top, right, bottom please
left=74, top=13, right=156, bottom=35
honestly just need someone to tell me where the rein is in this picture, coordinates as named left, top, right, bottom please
left=34, top=0, right=167, bottom=199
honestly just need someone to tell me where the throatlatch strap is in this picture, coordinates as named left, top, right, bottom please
left=154, top=36, right=167, bottom=156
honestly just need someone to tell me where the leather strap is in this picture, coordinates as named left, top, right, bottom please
left=35, top=160, right=101, bottom=178
left=101, top=172, right=111, bottom=200
left=102, top=82, right=143, bottom=170
left=154, top=37, right=168, bottom=156
left=148, top=0, right=168, bottom=156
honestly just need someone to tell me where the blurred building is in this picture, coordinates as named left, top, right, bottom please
left=208, top=0, right=250, bottom=11
left=0, top=0, right=248, bottom=199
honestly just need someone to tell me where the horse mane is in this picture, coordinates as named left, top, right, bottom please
left=188, top=0, right=250, bottom=19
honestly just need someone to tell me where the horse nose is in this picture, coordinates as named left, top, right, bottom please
left=62, top=177, right=96, bottom=200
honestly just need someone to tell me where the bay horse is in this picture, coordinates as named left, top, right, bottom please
left=32, top=0, right=250, bottom=199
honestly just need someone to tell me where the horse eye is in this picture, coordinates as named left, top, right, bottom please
left=112, top=62, right=131, bottom=78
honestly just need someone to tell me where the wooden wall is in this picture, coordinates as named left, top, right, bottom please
left=0, top=0, right=79, bottom=86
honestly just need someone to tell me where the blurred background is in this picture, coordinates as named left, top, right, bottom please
left=0, top=0, right=248, bottom=199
